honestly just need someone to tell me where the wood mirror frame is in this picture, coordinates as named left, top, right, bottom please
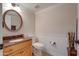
left=3, top=10, right=23, bottom=32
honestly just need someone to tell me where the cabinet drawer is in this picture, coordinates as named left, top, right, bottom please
left=3, top=40, right=32, bottom=56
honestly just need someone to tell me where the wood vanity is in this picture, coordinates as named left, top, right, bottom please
left=3, top=35, right=32, bottom=56
left=2, top=10, right=32, bottom=56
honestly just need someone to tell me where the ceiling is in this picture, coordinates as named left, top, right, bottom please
left=18, top=3, right=57, bottom=12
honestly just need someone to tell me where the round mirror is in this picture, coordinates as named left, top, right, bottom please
left=3, top=10, right=23, bottom=32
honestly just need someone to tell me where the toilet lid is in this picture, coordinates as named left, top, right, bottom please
left=33, top=42, right=44, bottom=49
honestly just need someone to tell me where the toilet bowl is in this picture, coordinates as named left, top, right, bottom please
left=32, top=42, right=44, bottom=56
left=31, top=36, right=44, bottom=55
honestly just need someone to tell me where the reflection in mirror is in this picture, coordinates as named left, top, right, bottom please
left=3, top=10, right=23, bottom=31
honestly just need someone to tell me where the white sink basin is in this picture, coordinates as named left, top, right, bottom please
left=9, top=39, right=23, bottom=43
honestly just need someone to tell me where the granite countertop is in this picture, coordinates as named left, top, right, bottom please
left=3, top=38, right=32, bottom=47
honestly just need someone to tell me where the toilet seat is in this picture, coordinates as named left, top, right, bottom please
left=32, top=42, right=44, bottom=50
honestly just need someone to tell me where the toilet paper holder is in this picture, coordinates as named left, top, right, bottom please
left=50, top=41, right=56, bottom=45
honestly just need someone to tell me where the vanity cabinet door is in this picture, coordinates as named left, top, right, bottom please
left=3, top=45, right=19, bottom=56
left=13, top=49, right=25, bottom=56
left=23, top=47, right=32, bottom=56
left=12, top=46, right=32, bottom=56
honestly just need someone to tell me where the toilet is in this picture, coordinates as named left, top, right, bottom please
left=32, top=42, right=44, bottom=56
left=32, top=37, right=44, bottom=56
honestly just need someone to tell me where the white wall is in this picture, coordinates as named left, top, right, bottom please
left=3, top=4, right=35, bottom=37
left=0, top=4, right=3, bottom=44
left=20, top=6, right=35, bottom=37
left=35, top=4, right=77, bottom=56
